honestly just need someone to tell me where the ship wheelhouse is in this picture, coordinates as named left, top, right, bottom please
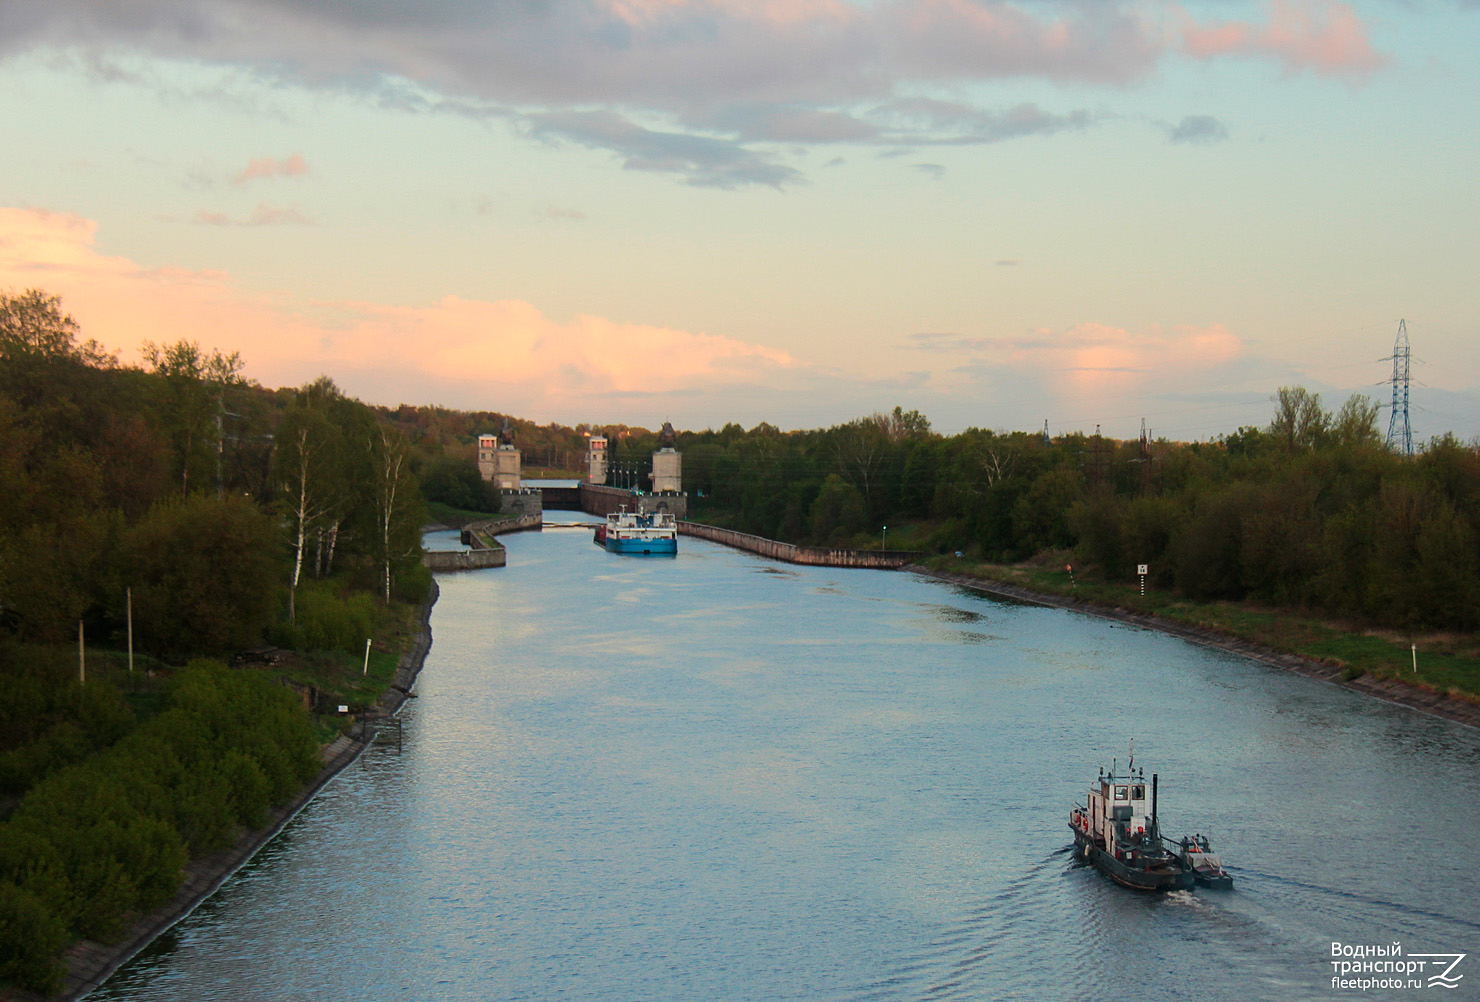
left=1071, top=766, right=1155, bottom=855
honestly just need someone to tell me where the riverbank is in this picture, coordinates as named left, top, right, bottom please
left=27, top=580, right=440, bottom=1002
left=912, top=565, right=1480, bottom=732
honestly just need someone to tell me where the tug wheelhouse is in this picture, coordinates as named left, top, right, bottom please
left=1069, top=765, right=1195, bottom=892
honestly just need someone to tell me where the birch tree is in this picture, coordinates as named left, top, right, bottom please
left=370, top=423, right=421, bottom=603
left=273, top=378, right=343, bottom=623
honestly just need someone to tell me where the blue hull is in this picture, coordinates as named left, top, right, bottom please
left=605, top=537, right=677, bottom=556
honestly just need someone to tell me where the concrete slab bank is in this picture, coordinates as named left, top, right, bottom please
left=912, top=566, right=1480, bottom=733
left=26, top=580, right=441, bottom=1002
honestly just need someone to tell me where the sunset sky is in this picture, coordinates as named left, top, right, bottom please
left=1, top=0, right=1476, bottom=440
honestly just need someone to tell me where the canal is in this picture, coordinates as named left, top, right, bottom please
left=94, top=520, right=1480, bottom=1000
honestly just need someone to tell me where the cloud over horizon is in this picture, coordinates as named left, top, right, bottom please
left=0, top=206, right=807, bottom=422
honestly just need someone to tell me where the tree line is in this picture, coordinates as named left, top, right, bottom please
left=677, top=397, right=1480, bottom=633
left=0, top=289, right=428, bottom=657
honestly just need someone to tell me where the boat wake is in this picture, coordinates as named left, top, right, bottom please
left=1234, top=866, right=1480, bottom=933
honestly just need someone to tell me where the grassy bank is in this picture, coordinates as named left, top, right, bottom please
left=920, top=554, right=1480, bottom=703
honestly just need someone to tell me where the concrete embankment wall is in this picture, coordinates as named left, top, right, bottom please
left=422, top=513, right=541, bottom=571
left=677, top=521, right=918, bottom=569
left=579, top=483, right=639, bottom=517
left=471, top=513, right=543, bottom=537
left=423, top=548, right=505, bottom=571
left=579, top=483, right=687, bottom=519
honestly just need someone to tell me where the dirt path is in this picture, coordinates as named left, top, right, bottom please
left=911, top=566, right=1480, bottom=732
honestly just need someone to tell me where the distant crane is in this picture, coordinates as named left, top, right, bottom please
left=1384, top=320, right=1414, bottom=456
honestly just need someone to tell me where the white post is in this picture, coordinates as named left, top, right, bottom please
left=1411, top=643, right=1417, bottom=674
left=363, top=637, right=373, bottom=677
left=126, top=587, right=134, bottom=676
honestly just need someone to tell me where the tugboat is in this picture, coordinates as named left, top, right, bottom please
left=1069, top=765, right=1195, bottom=891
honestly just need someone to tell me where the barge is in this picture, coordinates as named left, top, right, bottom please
left=594, top=507, right=678, bottom=556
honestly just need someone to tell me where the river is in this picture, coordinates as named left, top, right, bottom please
left=93, top=519, right=1480, bottom=1000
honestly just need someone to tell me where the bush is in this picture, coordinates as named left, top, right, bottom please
left=0, top=643, right=136, bottom=796
left=0, top=881, right=68, bottom=994
left=296, top=582, right=379, bottom=654
left=0, top=661, right=320, bottom=989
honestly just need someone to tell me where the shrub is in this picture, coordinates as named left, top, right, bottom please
left=0, top=881, right=68, bottom=994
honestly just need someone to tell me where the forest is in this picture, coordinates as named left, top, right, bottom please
left=671, top=399, right=1480, bottom=633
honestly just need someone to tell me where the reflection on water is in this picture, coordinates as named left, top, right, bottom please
left=96, top=517, right=1480, bottom=1001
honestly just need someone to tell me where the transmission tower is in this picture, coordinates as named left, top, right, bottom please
left=1130, top=418, right=1157, bottom=494
left=1385, top=319, right=1413, bottom=456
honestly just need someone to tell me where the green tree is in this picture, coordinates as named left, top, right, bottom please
left=122, top=494, right=280, bottom=657
left=141, top=339, right=246, bottom=496
left=1331, top=393, right=1382, bottom=449
left=1268, top=386, right=1329, bottom=451
left=0, top=289, right=114, bottom=366
left=273, top=378, right=349, bottom=622
left=809, top=475, right=867, bottom=542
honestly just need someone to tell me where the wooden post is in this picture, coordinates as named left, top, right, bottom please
left=126, top=587, right=134, bottom=677
left=363, top=637, right=372, bottom=676
left=78, top=620, right=85, bottom=684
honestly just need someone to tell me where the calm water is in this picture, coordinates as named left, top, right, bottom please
left=95, top=519, right=1480, bottom=1000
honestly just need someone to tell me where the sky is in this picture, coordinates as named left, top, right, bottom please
left=1, top=0, right=1477, bottom=441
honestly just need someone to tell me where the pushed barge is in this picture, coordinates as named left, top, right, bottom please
left=1070, top=766, right=1208, bottom=891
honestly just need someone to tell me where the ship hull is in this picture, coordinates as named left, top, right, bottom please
left=1073, top=828, right=1194, bottom=892
left=605, top=536, right=677, bottom=556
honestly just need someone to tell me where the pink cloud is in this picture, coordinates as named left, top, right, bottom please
left=235, top=153, right=309, bottom=183
left=0, top=206, right=796, bottom=417
left=1181, top=0, right=1386, bottom=79
left=917, top=321, right=1246, bottom=416
left=1008, top=322, right=1244, bottom=393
